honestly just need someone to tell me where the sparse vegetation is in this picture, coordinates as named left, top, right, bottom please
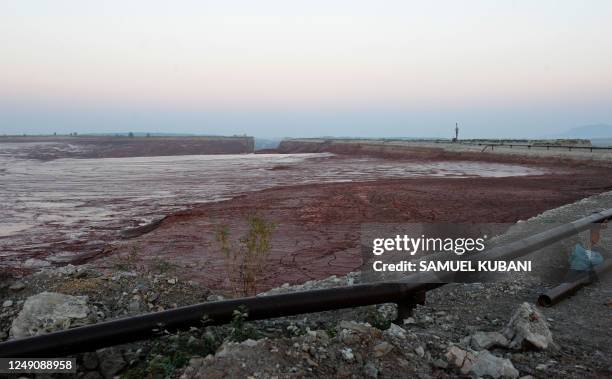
left=216, top=215, right=276, bottom=296
left=122, top=327, right=225, bottom=379
left=148, top=352, right=190, bottom=378
left=120, top=315, right=235, bottom=379
left=228, top=306, right=260, bottom=342
left=326, top=327, right=338, bottom=339
left=113, top=244, right=141, bottom=271
left=368, top=308, right=391, bottom=330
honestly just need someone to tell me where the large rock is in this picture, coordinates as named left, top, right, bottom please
left=468, top=331, right=509, bottom=350
left=446, top=346, right=477, bottom=375
left=10, top=292, right=91, bottom=338
left=446, top=346, right=519, bottom=379
left=384, top=323, right=407, bottom=340
left=470, top=350, right=519, bottom=379
left=373, top=341, right=393, bottom=357
left=503, top=302, right=554, bottom=350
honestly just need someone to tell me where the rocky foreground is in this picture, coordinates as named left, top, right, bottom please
left=1, top=192, right=611, bottom=378
left=1, top=263, right=609, bottom=379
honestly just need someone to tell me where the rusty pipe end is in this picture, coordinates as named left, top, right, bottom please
left=537, top=294, right=553, bottom=307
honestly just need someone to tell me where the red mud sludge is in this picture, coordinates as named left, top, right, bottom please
left=0, top=148, right=544, bottom=268
left=1, top=141, right=611, bottom=293
left=3, top=139, right=609, bottom=294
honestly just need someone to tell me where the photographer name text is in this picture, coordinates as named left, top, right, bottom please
left=372, top=260, right=531, bottom=272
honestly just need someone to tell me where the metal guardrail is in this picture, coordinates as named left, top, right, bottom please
left=1, top=209, right=611, bottom=358
left=433, top=140, right=612, bottom=152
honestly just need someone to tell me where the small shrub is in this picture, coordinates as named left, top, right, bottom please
left=132, top=329, right=222, bottom=379
left=369, top=309, right=392, bottom=330
left=216, top=215, right=276, bottom=296
left=326, top=327, right=338, bottom=339
left=146, top=351, right=190, bottom=379
left=229, top=306, right=260, bottom=342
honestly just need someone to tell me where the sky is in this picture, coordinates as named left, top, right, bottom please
left=1, top=1, right=611, bottom=138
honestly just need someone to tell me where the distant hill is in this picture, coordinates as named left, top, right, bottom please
left=561, top=124, right=612, bottom=139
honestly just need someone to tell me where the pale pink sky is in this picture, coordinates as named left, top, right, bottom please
left=1, top=1, right=611, bottom=137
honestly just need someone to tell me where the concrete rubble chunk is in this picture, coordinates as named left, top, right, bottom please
left=10, top=291, right=91, bottom=338
left=503, top=302, right=554, bottom=350
left=338, top=320, right=373, bottom=335
left=384, top=323, right=407, bottom=339
left=373, top=341, right=393, bottom=357
left=447, top=346, right=519, bottom=379
left=470, top=350, right=520, bottom=379
left=446, top=345, right=477, bottom=375
left=341, top=347, right=355, bottom=362
left=469, top=331, right=509, bottom=350
left=414, top=346, right=425, bottom=357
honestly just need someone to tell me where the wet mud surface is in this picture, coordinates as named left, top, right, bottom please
left=2, top=141, right=611, bottom=291
left=103, top=165, right=612, bottom=293
left=0, top=147, right=544, bottom=268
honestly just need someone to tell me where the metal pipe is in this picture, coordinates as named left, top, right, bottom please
left=0, top=209, right=610, bottom=357
left=471, top=209, right=612, bottom=263
left=0, top=281, right=440, bottom=358
left=538, top=259, right=612, bottom=307
left=458, top=141, right=612, bottom=151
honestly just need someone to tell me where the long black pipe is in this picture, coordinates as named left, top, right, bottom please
left=0, top=281, right=440, bottom=358
left=1, top=209, right=610, bottom=358
left=471, top=208, right=612, bottom=263
left=538, top=259, right=612, bottom=307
